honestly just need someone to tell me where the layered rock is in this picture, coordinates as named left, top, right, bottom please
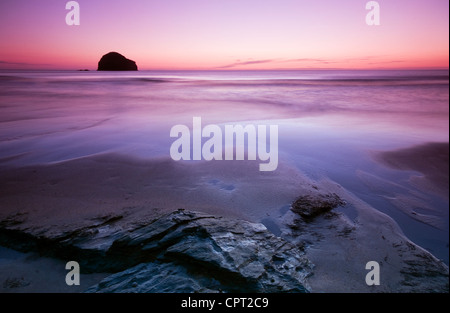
left=1, top=192, right=448, bottom=293
left=0, top=209, right=312, bottom=293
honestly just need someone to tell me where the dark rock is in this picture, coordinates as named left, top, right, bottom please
left=0, top=209, right=312, bottom=293
left=97, top=52, right=138, bottom=71
left=3, top=277, right=30, bottom=289
left=291, top=193, right=345, bottom=220
left=88, top=262, right=218, bottom=293
left=88, top=210, right=312, bottom=293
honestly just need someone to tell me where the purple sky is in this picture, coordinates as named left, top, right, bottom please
left=0, top=0, right=448, bottom=70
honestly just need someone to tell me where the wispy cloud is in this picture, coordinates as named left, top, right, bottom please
left=217, top=59, right=275, bottom=69
left=0, top=60, right=32, bottom=65
left=283, top=57, right=377, bottom=65
left=0, top=60, right=52, bottom=67
left=216, top=56, right=407, bottom=70
left=218, top=57, right=377, bottom=69
left=284, top=58, right=331, bottom=63
left=368, top=60, right=405, bottom=65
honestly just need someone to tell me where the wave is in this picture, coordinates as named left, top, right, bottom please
left=1, top=71, right=448, bottom=87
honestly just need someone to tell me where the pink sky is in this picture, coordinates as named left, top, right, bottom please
left=0, top=0, right=448, bottom=70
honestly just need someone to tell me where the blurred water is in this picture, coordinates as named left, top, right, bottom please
left=1, top=70, right=448, bottom=162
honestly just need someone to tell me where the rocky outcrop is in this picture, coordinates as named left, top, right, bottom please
left=0, top=209, right=312, bottom=293
left=97, top=52, right=138, bottom=71
left=88, top=210, right=312, bottom=292
left=2, top=194, right=447, bottom=293
left=286, top=190, right=449, bottom=293
left=291, top=193, right=345, bottom=220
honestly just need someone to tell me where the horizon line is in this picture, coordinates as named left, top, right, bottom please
left=1, top=67, right=449, bottom=72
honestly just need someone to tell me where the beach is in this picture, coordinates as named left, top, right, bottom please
left=375, top=142, right=449, bottom=200
left=0, top=70, right=448, bottom=292
left=0, top=151, right=448, bottom=292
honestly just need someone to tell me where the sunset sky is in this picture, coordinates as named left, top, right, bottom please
left=0, top=0, right=448, bottom=70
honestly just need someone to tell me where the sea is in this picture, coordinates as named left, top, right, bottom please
left=0, top=69, right=449, bottom=263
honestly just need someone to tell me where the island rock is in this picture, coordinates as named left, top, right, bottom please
left=97, top=52, right=138, bottom=71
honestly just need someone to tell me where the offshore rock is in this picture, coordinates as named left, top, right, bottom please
left=97, top=52, right=138, bottom=71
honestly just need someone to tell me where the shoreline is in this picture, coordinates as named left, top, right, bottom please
left=0, top=150, right=448, bottom=292
left=374, top=142, right=449, bottom=200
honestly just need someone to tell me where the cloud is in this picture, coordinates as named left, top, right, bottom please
left=0, top=60, right=52, bottom=67
left=282, top=56, right=406, bottom=66
left=217, top=58, right=333, bottom=69
left=216, top=56, right=407, bottom=69
left=284, top=57, right=373, bottom=64
left=368, top=60, right=405, bottom=65
left=0, top=60, right=31, bottom=65
left=285, top=58, right=330, bottom=63
left=217, top=59, right=275, bottom=69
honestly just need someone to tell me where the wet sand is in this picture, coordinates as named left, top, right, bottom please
left=0, top=153, right=317, bottom=227
left=374, top=142, right=449, bottom=200
left=0, top=152, right=448, bottom=292
left=0, top=246, right=109, bottom=293
left=280, top=179, right=449, bottom=293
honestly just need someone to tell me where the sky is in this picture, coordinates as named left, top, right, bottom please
left=0, top=0, right=448, bottom=70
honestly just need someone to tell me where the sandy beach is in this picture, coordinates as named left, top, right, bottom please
left=375, top=142, right=449, bottom=200
left=0, top=69, right=448, bottom=293
left=0, top=149, right=448, bottom=292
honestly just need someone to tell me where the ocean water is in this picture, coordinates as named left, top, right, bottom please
left=0, top=69, right=449, bottom=262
